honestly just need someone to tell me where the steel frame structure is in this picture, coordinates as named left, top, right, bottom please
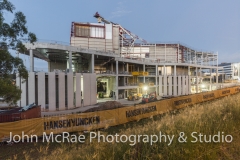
left=93, top=12, right=147, bottom=57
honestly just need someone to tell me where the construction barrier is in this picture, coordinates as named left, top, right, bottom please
left=0, top=106, right=41, bottom=123
left=0, top=86, right=240, bottom=140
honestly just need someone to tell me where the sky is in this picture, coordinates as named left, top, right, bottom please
left=5, top=0, right=240, bottom=70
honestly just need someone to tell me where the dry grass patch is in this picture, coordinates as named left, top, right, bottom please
left=1, top=94, right=240, bottom=159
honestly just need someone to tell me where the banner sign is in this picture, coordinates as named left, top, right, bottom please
left=0, top=86, right=239, bottom=140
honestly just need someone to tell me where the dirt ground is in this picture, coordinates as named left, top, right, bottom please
left=83, top=101, right=124, bottom=112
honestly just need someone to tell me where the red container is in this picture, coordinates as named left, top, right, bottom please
left=0, top=106, right=41, bottom=123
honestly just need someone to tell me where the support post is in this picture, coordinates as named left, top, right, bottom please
left=156, top=65, right=158, bottom=94
left=174, top=65, right=176, bottom=76
left=173, top=75, right=177, bottom=96
left=195, top=51, right=197, bottom=64
left=48, top=72, right=56, bottom=111
left=189, top=76, right=191, bottom=94
left=68, top=51, right=72, bottom=73
left=186, top=76, right=189, bottom=95
left=58, top=72, right=65, bottom=110
left=182, top=76, right=185, bottom=95
left=196, top=67, right=198, bottom=93
left=210, top=68, right=212, bottom=91
left=177, top=44, right=179, bottom=63
left=154, top=44, right=157, bottom=59
left=178, top=76, right=181, bottom=95
left=30, top=49, right=34, bottom=72
left=116, top=61, right=118, bottom=100
left=168, top=76, right=172, bottom=95
left=143, top=64, right=145, bottom=83
left=111, top=63, right=113, bottom=72
left=163, top=75, right=167, bottom=95
left=67, top=72, right=74, bottom=109
left=159, top=76, right=163, bottom=96
left=216, top=52, right=218, bottom=84
left=28, top=72, right=35, bottom=105
left=91, top=54, right=94, bottom=73
left=163, top=65, right=166, bottom=75
left=165, top=44, right=166, bottom=62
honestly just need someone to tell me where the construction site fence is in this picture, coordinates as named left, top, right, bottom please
left=0, top=86, right=240, bottom=140
left=0, top=106, right=41, bottom=123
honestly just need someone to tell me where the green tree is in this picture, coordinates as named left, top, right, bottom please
left=0, top=0, right=37, bottom=105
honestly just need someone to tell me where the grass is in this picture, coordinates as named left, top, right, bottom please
left=1, top=93, right=240, bottom=160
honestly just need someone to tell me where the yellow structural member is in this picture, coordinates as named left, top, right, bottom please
left=139, top=83, right=154, bottom=87
left=149, top=82, right=154, bottom=86
left=131, top=72, right=139, bottom=76
left=139, top=71, right=149, bottom=76
left=131, top=71, right=149, bottom=76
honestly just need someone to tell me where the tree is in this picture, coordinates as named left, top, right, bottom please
left=0, top=0, right=37, bottom=105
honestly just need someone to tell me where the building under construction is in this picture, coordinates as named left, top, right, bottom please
left=17, top=12, right=220, bottom=111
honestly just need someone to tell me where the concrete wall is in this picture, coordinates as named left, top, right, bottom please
left=158, top=75, right=190, bottom=96
left=109, top=77, right=116, bottom=93
left=75, top=73, right=82, bottom=107
left=20, top=79, right=27, bottom=107
left=16, top=74, right=21, bottom=107
left=159, top=76, right=163, bottom=96
left=48, top=72, right=56, bottom=111
left=173, top=76, right=177, bottom=96
left=186, top=76, right=189, bottom=95
left=70, top=37, right=89, bottom=48
left=89, top=38, right=106, bottom=51
left=70, top=37, right=117, bottom=54
left=112, top=26, right=119, bottom=54
left=83, top=73, right=91, bottom=106
left=178, top=76, right=182, bottom=95
left=69, top=23, right=121, bottom=55
left=38, top=72, right=45, bottom=109
left=175, top=67, right=188, bottom=75
left=28, top=72, right=35, bottom=104
left=182, top=76, right=185, bottom=95
left=149, top=46, right=178, bottom=62
left=17, top=72, right=97, bottom=111
left=67, top=73, right=74, bottom=109
left=90, top=74, right=97, bottom=104
left=163, top=76, right=167, bottom=95
left=168, top=76, right=172, bottom=95
left=58, top=72, right=65, bottom=110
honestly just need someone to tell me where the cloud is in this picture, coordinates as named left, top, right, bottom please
left=109, top=1, right=132, bottom=19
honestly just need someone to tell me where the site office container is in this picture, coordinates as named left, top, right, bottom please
left=0, top=106, right=41, bottom=123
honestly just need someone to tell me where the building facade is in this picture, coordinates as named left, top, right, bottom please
left=17, top=17, right=220, bottom=111
left=218, top=63, right=240, bottom=80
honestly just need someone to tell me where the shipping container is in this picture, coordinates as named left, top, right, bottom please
left=0, top=106, right=41, bottom=123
